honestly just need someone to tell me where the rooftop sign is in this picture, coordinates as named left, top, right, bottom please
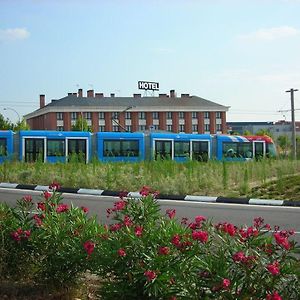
left=138, top=81, right=159, bottom=91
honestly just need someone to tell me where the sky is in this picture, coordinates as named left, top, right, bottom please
left=1, top=0, right=300, bottom=123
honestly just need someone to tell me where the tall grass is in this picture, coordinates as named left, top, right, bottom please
left=1, top=159, right=300, bottom=197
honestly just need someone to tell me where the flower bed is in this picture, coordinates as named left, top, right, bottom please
left=0, top=183, right=299, bottom=299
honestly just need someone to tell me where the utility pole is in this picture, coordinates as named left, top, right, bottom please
left=286, top=88, right=298, bottom=159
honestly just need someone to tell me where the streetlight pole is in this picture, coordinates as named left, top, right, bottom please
left=4, top=107, right=21, bottom=123
left=286, top=88, right=298, bottom=159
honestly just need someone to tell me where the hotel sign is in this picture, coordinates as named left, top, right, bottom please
left=138, top=81, right=159, bottom=91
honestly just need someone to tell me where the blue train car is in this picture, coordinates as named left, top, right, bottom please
left=96, top=132, right=145, bottom=162
left=19, top=130, right=92, bottom=163
left=214, top=135, right=253, bottom=161
left=0, top=130, right=14, bottom=163
left=148, top=132, right=212, bottom=162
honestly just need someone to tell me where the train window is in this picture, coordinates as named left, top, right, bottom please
left=192, top=141, right=209, bottom=162
left=24, top=138, right=44, bottom=162
left=154, top=140, right=172, bottom=160
left=0, top=138, right=7, bottom=156
left=174, top=141, right=190, bottom=157
left=47, top=139, right=65, bottom=156
left=103, top=140, right=139, bottom=157
left=266, top=143, right=277, bottom=157
left=223, top=142, right=252, bottom=158
left=68, top=139, right=87, bottom=162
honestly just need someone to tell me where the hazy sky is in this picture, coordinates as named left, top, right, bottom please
left=1, top=0, right=300, bottom=123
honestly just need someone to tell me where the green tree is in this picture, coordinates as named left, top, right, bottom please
left=71, top=115, right=92, bottom=132
left=243, top=130, right=252, bottom=136
left=0, top=114, right=13, bottom=130
left=13, top=119, right=30, bottom=131
left=255, top=128, right=273, bottom=139
left=277, top=135, right=291, bottom=157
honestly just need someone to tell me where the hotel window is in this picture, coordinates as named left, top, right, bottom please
left=138, top=125, right=146, bottom=131
left=56, top=112, right=63, bottom=120
left=138, top=112, right=146, bottom=120
left=71, top=112, right=77, bottom=120
left=56, top=126, right=64, bottom=131
left=179, top=112, right=185, bottom=119
left=152, top=112, right=159, bottom=119
left=99, top=125, right=105, bottom=132
left=99, top=112, right=105, bottom=119
left=125, top=125, right=132, bottom=132
left=192, top=112, right=197, bottom=119
left=216, top=112, right=222, bottom=119
left=166, top=112, right=172, bottom=119
left=204, top=112, right=210, bottom=119
left=154, top=125, right=159, bottom=130
left=192, top=124, right=198, bottom=132
left=179, top=124, right=185, bottom=132
left=83, top=112, right=91, bottom=120
left=216, top=124, right=222, bottom=131
left=167, top=125, right=172, bottom=131
left=112, top=112, right=118, bottom=119
left=125, top=112, right=131, bottom=119
left=204, top=124, right=210, bottom=131
left=112, top=125, right=119, bottom=132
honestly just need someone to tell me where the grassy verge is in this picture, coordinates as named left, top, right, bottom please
left=1, top=158, right=300, bottom=200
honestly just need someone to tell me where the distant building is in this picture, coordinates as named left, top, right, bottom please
left=227, top=120, right=300, bottom=140
left=24, top=89, right=229, bottom=134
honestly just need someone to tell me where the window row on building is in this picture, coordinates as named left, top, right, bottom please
left=56, top=111, right=223, bottom=121
left=53, top=110, right=225, bottom=134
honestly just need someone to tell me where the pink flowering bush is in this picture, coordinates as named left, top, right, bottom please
left=0, top=183, right=104, bottom=288
left=1, top=184, right=300, bottom=299
left=90, top=188, right=300, bottom=300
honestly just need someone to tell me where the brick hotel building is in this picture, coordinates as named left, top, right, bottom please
left=24, top=89, right=229, bottom=134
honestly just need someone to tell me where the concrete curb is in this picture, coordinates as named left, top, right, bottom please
left=1, top=182, right=300, bottom=207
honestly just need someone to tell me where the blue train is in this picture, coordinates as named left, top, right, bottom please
left=0, top=130, right=277, bottom=164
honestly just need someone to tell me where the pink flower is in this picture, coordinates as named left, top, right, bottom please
left=222, top=278, right=231, bottom=289
left=267, top=261, right=280, bottom=276
left=171, top=234, right=181, bottom=247
left=118, top=248, right=126, bottom=257
left=192, top=230, right=209, bottom=243
left=195, top=215, right=206, bottom=223
left=253, top=217, right=264, bottom=228
left=49, top=181, right=61, bottom=191
left=114, top=200, right=127, bottom=211
left=33, top=214, right=43, bottom=226
left=83, top=240, right=95, bottom=256
left=81, top=206, right=89, bottom=213
left=274, top=232, right=291, bottom=250
left=166, top=209, right=176, bottom=219
left=266, top=291, right=282, bottom=300
left=56, top=204, right=69, bottom=213
left=110, top=223, right=123, bottom=231
left=123, top=215, right=133, bottom=227
left=158, top=246, right=170, bottom=255
left=11, top=230, right=21, bottom=241
left=118, top=191, right=128, bottom=200
left=144, top=270, right=157, bottom=281
left=140, top=186, right=151, bottom=196
left=43, top=191, right=52, bottom=200
left=232, top=251, right=245, bottom=263
left=37, top=202, right=46, bottom=211
left=22, top=195, right=32, bottom=202
left=134, top=226, right=143, bottom=237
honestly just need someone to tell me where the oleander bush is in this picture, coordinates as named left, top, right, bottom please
left=0, top=183, right=299, bottom=299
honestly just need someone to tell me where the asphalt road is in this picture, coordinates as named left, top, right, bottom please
left=1, top=188, right=300, bottom=244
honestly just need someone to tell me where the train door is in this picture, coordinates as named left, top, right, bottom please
left=153, top=139, right=173, bottom=160
left=253, top=141, right=266, bottom=159
left=67, top=138, right=88, bottom=163
left=24, top=138, right=45, bottom=162
left=191, top=140, right=210, bottom=162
